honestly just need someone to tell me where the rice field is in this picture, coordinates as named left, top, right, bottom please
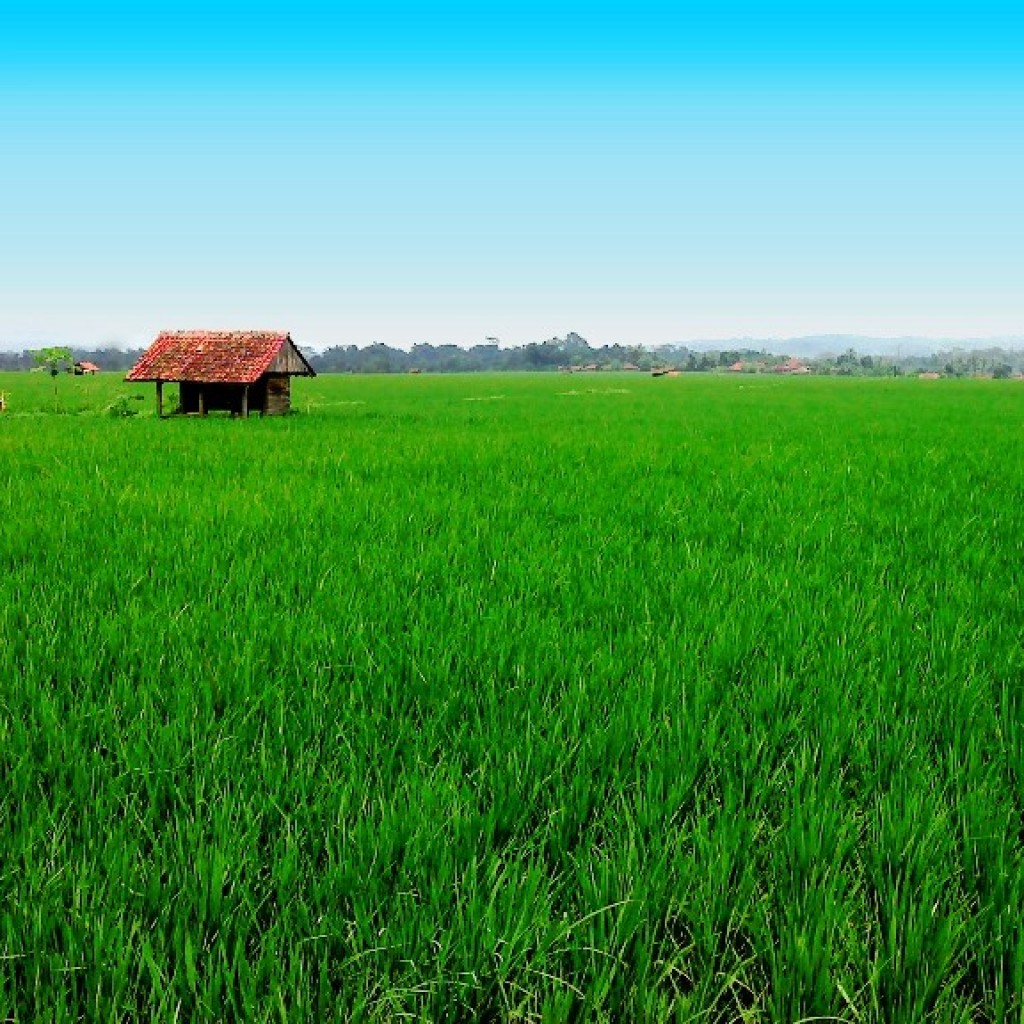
left=2, top=369, right=1023, bottom=1022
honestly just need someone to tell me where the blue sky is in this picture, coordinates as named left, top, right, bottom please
left=1, top=1, right=1021, bottom=350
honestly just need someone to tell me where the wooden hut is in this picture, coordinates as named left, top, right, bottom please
left=125, top=330, right=316, bottom=417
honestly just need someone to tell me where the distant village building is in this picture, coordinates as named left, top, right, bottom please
left=728, top=361, right=744, bottom=372
left=773, top=357, right=810, bottom=375
left=125, top=331, right=315, bottom=417
left=74, top=361, right=100, bottom=375
left=918, top=371, right=942, bottom=380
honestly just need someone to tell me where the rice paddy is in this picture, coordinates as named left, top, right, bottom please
left=2, top=370, right=1023, bottom=1021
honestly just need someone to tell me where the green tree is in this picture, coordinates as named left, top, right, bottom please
left=31, top=347, right=74, bottom=411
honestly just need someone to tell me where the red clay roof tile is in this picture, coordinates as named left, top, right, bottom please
left=125, top=331, right=295, bottom=384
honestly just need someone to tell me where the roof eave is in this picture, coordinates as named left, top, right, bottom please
left=125, top=373, right=265, bottom=384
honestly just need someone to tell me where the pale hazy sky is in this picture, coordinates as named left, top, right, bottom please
left=1, top=1, right=1021, bottom=351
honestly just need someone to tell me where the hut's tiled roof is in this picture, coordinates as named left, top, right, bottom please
left=125, top=331, right=293, bottom=384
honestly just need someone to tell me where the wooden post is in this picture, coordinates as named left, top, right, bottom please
left=156, top=380, right=164, bottom=418
left=242, top=385, right=249, bottom=418
left=198, top=388, right=206, bottom=416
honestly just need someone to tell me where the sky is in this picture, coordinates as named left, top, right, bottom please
left=1, top=1, right=1022, bottom=351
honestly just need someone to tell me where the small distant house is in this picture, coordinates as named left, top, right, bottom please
left=75, top=361, right=100, bottom=375
left=773, top=357, right=810, bottom=375
left=125, top=330, right=315, bottom=417
left=728, top=361, right=744, bottom=373
left=918, top=371, right=942, bottom=380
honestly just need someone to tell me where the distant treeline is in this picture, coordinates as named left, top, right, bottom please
left=0, top=348, right=147, bottom=372
left=312, top=334, right=685, bottom=373
left=3, top=333, right=1024, bottom=377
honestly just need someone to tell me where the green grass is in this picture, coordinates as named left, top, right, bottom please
left=2, top=370, right=1023, bottom=1021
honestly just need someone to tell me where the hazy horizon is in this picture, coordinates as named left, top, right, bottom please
left=3, top=1, right=1021, bottom=350
left=3, top=332, right=1024, bottom=360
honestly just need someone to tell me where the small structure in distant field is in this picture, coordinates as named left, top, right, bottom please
left=918, top=371, right=942, bottom=380
left=74, top=361, right=100, bottom=375
left=773, top=357, right=810, bottom=375
left=125, top=330, right=316, bottom=417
